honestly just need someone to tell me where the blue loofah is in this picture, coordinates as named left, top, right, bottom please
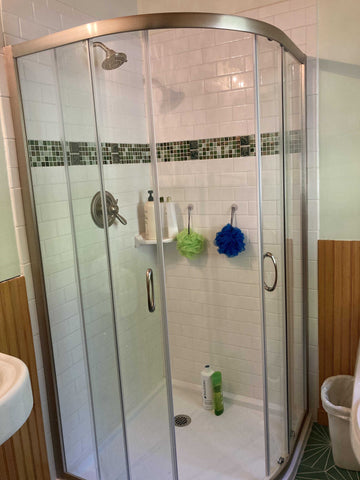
left=214, top=223, right=246, bottom=258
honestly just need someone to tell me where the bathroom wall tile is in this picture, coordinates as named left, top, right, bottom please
left=204, top=76, right=232, bottom=93
left=152, top=1, right=317, bottom=414
left=0, top=97, right=15, bottom=139
left=2, top=0, right=33, bottom=19
left=19, top=18, right=50, bottom=40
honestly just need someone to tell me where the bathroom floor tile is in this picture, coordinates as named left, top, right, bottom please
left=296, top=423, right=360, bottom=480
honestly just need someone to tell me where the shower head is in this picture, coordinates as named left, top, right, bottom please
left=93, top=42, right=127, bottom=70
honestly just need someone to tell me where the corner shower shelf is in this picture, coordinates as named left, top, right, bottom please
left=134, top=234, right=175, bottom=248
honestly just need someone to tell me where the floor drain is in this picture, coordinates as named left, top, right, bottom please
left=174, top=414, right=191, bottom=427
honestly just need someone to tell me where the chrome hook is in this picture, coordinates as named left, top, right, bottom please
left=230, top=204, right=238, bottom=226
left=187, top=204, right=193, bottom=234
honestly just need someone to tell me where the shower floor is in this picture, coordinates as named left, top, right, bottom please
left=76, top=383, right=268, bottom=480
left=172, top=383, right=265, bottom=480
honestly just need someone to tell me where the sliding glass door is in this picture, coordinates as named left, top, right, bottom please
left=17, top=35, right=176, bottom=480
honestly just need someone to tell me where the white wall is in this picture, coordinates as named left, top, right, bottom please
left=138, top=0, right=290, bottom=15
left=319, top=0, right=360, bottom=240
left=150, top=28, right=255, bottom=142
left=0, top=0, right=136, bottom=45
left=0, top=121, right=19, bottom=281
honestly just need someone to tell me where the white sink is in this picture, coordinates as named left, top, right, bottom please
left=0, top=352, right=33, bottom=445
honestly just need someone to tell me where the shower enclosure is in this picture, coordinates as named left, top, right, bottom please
left=6, top=12, right=309, bottom=480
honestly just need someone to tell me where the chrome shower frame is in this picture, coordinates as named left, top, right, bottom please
left=4, top=11, right=310, bottom=480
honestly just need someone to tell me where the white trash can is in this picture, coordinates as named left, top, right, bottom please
left=321, top=375, right=360, bottom=471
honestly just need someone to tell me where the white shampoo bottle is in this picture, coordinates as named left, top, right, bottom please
left=201, top=365, right=214, bottom=410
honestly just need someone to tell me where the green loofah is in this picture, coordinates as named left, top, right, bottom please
left=176, top=228, right=206, bottom=259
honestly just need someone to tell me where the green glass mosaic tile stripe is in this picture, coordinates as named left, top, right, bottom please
left=66, top=141, right=98, bottom=166
left=295, top=423, right=360, bottom=480
left=102, top=143, right=151, bottom=164
left=27, top=131, right=302, bottom=167
left=27, top=140, right=64, bottom=167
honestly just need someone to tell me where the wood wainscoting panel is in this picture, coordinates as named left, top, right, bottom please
left=318, top=240, right=360, bottom=425
left=0, top=276, right=50, bottom=479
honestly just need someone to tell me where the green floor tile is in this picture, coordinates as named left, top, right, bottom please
left=296, top=424, right=360, bottom=480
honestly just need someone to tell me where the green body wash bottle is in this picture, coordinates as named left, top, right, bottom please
left=212, top=371, right=224, bottom=416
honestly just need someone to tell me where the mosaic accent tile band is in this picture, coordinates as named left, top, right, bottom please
left=27, top=131, right=302, bottom=167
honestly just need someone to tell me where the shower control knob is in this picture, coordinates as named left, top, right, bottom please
left=109, top=199, right=127, bottom=225
left=91, top=191, right=127, bottom=228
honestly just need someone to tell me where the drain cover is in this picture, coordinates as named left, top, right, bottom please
left=174, top=414, right=191, bottom=427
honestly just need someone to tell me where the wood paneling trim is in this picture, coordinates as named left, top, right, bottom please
left=0, top=276, right=50, bottom=480
left=318, top=240, right=360, bottom=425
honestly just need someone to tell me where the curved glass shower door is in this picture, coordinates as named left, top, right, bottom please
left=256, top=35, right=307, bottom=474
left=256, top=35, right=288, bottom=476
left=17, top=37, right=176, bottom=480
left=13, top=13, right=308, bottom=480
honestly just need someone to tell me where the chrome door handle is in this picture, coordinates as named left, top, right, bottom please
left=146, top=268, right=155, bottom=312
left=263, top=252, right=278, bottom=292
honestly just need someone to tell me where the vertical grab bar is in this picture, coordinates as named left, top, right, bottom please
left=263, top=252, right=278, bottom=292
left=146, top=268, right=155, bottom=312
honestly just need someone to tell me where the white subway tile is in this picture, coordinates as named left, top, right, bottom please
left=10, top=187, right=25, bottom=226
left=192, top=93, right=218, bottom=111
left=217, top=57, right=246, bottom=76
left=4, top=139, right=18, bottom=167
left=190, top=63, right=217, bottom=81
left=233, top=104, right=254, bottom=121
left=204, top=76, right=231, bottom=93
left=15, top=226, right=30, bottom=264
left=0, top=55, right=9, bottom=97
left=218, top=89, right=246, bottom=107
left=219, top=120, right=248, bottom=137
left=202, top=43, right=230, bottom=63
left=19, top=17, right=50, bottom=39
left=33, top=3, right=61, bottom=29
left=0, top=97, right=15, bottom=139
left=231, top=72, right=254, bottom=90
left=205, top=107, right=232, bottom=124
left=2, top=0, right=33, bottom=19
